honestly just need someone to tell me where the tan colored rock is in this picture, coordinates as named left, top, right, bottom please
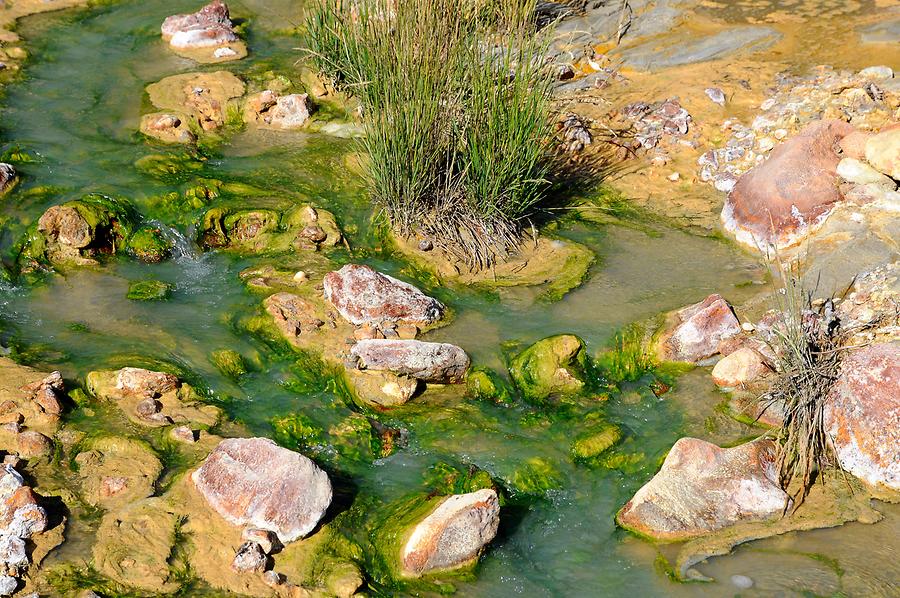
left=74, top=436, right=163, bottom=509
left=145, top=71, right=245, bottom=132
left=617, top=438, right=790, bottom=540
left=839, top=130, right=872, bottom=160
left=191, top=437, right=332, bottom=543
left=140, top=112, right=197, bottom=144
left=711, top=347, right=771, bottom=389
left=345, top=369, right=419, bottom=408
left=401, top=489, right=500, bottom=577
left=244, top=91, right=314, bottom=130
left=865, top=126, right=900, bottom=179
left=93, top=498, right=181, bottom=592
left=14, top=431, right=53, bottom=458
left=657, top=294, right=741, bottom=363
left=825, top=342, right=899, bottom=496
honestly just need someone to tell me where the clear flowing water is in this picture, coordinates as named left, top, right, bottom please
left=0, top=1, right=898, bottom=596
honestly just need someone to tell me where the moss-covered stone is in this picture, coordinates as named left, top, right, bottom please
left=510, top=457, right=564, bottom=497
left=18, top=194, right=137, bottom=269
left=423, top=461, right=497, bottom=496
left=73, top=435, right=163, bottom=510
left=508, top=334, right=588, bottom=403
left=197, top=203, right=341, bottom=254
left=128, top=226, right=172, bottom=263
left=127, top=279, right=173, bottom=301
left=209, top=349, right=246, bottom=379
left=571, top=422, right=622, bottom=462
left=466, top=367, right=515, bottom=405
left=134, top=152, right=205, bottom=182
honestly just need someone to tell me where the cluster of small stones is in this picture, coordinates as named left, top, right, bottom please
left=604, top=98, right=696, bottom=166
left=699, top=65, right=899, bottom=192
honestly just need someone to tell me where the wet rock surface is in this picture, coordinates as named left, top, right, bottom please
left=161, top=0, right=246, bottom=62
left=401, top=489, right=500, bottom=577
left=825, top=342, right=899, bottom=496
left=192, top=437, right=332, bottom=543
left=617, top=438, right=790, bottom=540
left=324, top=264, right=445, bottom=327
left=657, top=294, right=741, bottom=363
left=350, top=339, right=470, bottom=384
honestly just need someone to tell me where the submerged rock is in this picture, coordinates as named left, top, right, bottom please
left=0, top=163, right=17, bottom=195
left=722, top=119, right=855, bottom=248
left=656, top=294, right=741, bottom=364
left=825, top=342, right=899, bottom=496
left=143, top=71, right=245, bottom=141
left=617, top=438, right=790, bottom=540
left=324, top=264, right=445, bottom=327
left=192, top=437, right=332, bottom=543
left=74, top=436, right=163, bottom=510
left=401, top=489, right=500, bottom=577
left=509, top=334, right=587, bottom=402
left=199, top=203, right=341, bottom=253
left=350, top=339, right=470, bottom=384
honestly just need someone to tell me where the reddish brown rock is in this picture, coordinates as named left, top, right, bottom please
left=712, top=347, right=771, bottom=389
left=323, top=264, right=444, bottom=327
left=825, top=342, right=899, bottom=495
left=20, top=371, right=64, bottom=419
left=191, top=437, right=332, bottom=543
left=401, top=489, right=500, bottom=577
left=161, top=0, right=238, bottom=49
left=657, top=294, right=741, bottom=363
left=839, top=130, right=871, bottom=160
left=351, top=339, right=470, bottom=384
left=617, top=438, right=790, bottom=540
left=15, top=431, right=53, bottom=458
left=264, top=292, right=326, bottom=340
left=722, top=119, right=856, bottom=248
left=0, top=467, right=48, bottom=540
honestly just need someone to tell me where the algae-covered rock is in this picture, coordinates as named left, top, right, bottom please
left=74, top=436, right=163, bottom=510
left=273, top=411, right=404, bottom=464
left=209, top=349, right=246, bottom=379
left=198, top=203, right=341, bottom=253
left=134, top=152, right=205, bottom=181
left=466, top=368, right=515, bottom=405
left=369, top=489, right=500, bottom=583
left=400, top=489, right=500, bottom=577
left=143, top=71, right=245, bottom=141
left=19, top=194, right=135, bottom=269
left=510, top=457, right=564, bottom=497
left=345, top=368, right=420, bottom=409
left=571, top=422, right=622, bottom=462
left=92, top=497, right=181, bottom=593
left=86, top=368, right=220, bottom=429
left=127, top=279, right=173, bottom=301
left=128, top=226, right=172, bottom=263
left=508, top=334, right=588, bottom=402
left=192, top=437, right=332, bottom=543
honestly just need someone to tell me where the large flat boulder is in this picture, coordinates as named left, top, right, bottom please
left=656, top=294, right=741, bottom=363
left=191, top=437, right=332, bottom=543
left=617, top=438, right=790, bottom=541
left=323, top=264, right=445, bottom=327
left=401, top=489, right=500, bottom=577
left=825, top=342, right=899, bottom=496
left=722, top=119, right=856, bottom=248
left=350, top=339, right=469, bottom=384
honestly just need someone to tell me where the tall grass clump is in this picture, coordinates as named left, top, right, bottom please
left=758, top=262, right=878, bottom=507
left=305, top=0, right=558, bottom=268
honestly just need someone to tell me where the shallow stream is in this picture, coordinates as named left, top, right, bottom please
left=0, top=1, right=898, bottom=596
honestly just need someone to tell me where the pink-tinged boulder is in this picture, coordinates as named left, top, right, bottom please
left=839, top=130, right=871, bottom=160
left=245, top=91, right=314, bottom=130
left=722, top=119, right=856, bottom=248
left=865, top=127, right=900, bottom=179
left=115, top=367, right=179, bottom=397
left=712, top=347, right=771, bottom=389
left=401, top=489, right=500, bottom=577
left=161, top=0, right=238, bottom=49
left=191, top=437, right=332, bottom=543
left=825, top=342, right=899, bottom=495
left=324, top=264, right=445, bottom=327
left=657, top=294, right=741, bottom=363
left=617, top=438, right=790, bottom=540
left=350, top=339, right=470, bottom=384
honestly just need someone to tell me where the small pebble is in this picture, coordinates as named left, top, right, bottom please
left=667, top=172, right=680, bottom=182
left=214, top=47, right=238, bottom=58
left=293, top=271, right=308, bottom=283
left=418, top=239, right=433, bottom=252
left=705, top=87, right=726, bottom=106
left=741, top=322, right=755, bottom=332
left=731, top=574, right=754, bottom=589
left=773, top=128, right=788, bottom=140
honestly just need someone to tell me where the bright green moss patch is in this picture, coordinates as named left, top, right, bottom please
left=509, top=334, right=588, bottom=403
left=209, top=349, right=246, bottom=380
left=571, top=422, right=622, bottom=462
left=510, top=456, right=564, bottom=497
left=127, top=280, right=172, bottom=301
left=466, top=367, right=515, bottom=405
left=128, top=226, right=172, bottom=263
